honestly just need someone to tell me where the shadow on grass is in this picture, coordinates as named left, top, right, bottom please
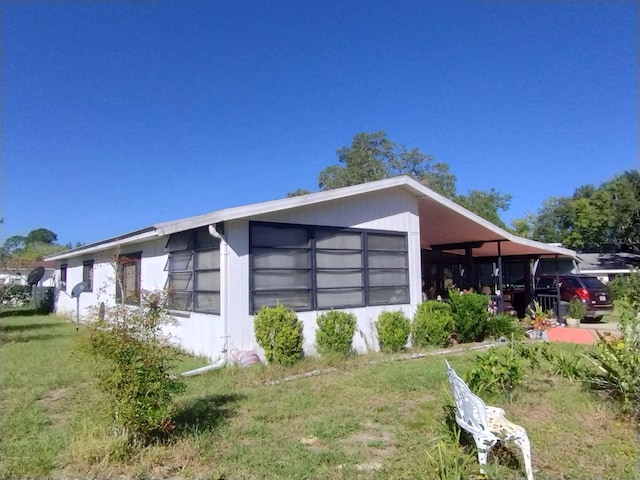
left=0, top=321, right=67, bottom=332
left=173, top=393, right=245, bottom=435
left=0, top=332, right=71, bottom=344
left=0, top=308, right=45, bottom=318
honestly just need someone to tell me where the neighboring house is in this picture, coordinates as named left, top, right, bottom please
left=45, top=176, right=576, bottom=361
left=0, top=260, right=55, bottom=287
left=575, top=252, right=640, bottom=283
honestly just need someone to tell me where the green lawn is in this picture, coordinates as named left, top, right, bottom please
left=1, top=314, right=638, bottom=479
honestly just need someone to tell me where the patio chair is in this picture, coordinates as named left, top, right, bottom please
left=444, top=360, right=534, bottom=480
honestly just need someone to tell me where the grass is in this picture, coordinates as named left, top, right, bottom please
left=1, top=314, right=639, bottom=479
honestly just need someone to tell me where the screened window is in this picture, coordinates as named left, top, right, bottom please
left=82, top=260, right=94, bottom=292
left=165, top=227, right=220, bottom=314
left=116, top=253, right=142, bottom=305
left=249, top=222, right=409, bottom=313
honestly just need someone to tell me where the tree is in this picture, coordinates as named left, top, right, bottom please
left=317, top=131, right=458, bottom=198
left=287, top=188, right=312, bottom=198
left=1, top=228, right=68, bottom=261
left=455, top=188, right=512, bottom=229
left=25, top=228, right=57, bottom=245
left=525, top=171, right=640, bottom=253
left=292, top=131, right=513, bottom=227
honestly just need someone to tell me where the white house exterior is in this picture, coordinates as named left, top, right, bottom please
left=47, top=176, right=576, bottom=361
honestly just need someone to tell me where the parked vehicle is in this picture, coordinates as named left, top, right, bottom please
left=534, top=274, right=614, bottom=320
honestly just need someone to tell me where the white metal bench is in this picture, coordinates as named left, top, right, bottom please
left=445, top=360, right=534, bottom=480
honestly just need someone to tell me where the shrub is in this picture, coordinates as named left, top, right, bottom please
left=254, top=304, right=304, bottom=365
left=485, top=313, right=524, bottom=340
left=83, top=291, right=186, bottom=445
left=315, top=310, right=356, bottom=356
left=375, top=310, right=410, bottom=353
left=567, top=299, right=587, bottom=319
left=0, top=284, right=32, bottom=309
left=412, top=301, right=454, bottom=348
left=448, top=291, right=489, bottom=343
left=607, top=270, right=640, bottom=311
left=583, top=301, right=640, bottom=416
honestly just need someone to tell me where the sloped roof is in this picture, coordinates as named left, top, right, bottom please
left=578, top=252, right=640, bottom=271
left=45, top=176, right=576, bottom=261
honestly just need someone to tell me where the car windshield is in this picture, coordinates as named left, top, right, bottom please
left=581, top=277, right=607, bottom=289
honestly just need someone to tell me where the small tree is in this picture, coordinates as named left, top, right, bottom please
left=83, top=291, right=186, bottom=445
left=412, top=301, right=454, bottom=348
left=375, top=310, right=410, bottom=353
left=254, top=304, right=304, bottom=365
left=449, top=291, right=490, bottom=343
left=315, top=310, right=357, bottom=356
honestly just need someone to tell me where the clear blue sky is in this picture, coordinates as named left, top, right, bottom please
left=1, top=0, right=637, bottom=246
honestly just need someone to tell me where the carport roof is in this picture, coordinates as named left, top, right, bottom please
left=46, top=176, right=576, bottom=261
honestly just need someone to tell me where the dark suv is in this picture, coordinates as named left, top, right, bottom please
left=535, top=274, right=614, bottom=320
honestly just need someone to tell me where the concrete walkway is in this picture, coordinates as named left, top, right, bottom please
left=546, top=321, right=620, bottom=345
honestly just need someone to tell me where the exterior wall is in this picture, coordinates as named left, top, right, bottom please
left=222, top=188, right=422, bottom=356
left=52, top=188, right=422, bottom=361
left=54, top=238, right=168, bottom=318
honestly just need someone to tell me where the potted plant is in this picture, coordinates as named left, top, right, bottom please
left=565, top=299, right=587, bottom=328
left=528, top=300, right=550, bottom=339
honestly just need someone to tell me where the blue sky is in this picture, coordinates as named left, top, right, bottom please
left=1, top=0, right=637, bottom=246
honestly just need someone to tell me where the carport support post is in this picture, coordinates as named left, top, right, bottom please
left=555, top=254, right=563, bottom=324
left=497, top=241, right=503, bottom=312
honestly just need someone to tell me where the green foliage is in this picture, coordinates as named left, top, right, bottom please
left=254, top=304, right=304, bottom=365
left=455, top=188, right=512, bottom=229
left=583, top=302, right=640, bottom=416
left=465, top=343, right=543, bottom=400
left=485, top=313, right=524, bottom=340
left=315, top=310, right=356, bottom=356
left=1, top=228, right=69, bottom=261
left=412, top=301, right=454, bottom=348
left=316, top=131, right=457, bottom=198
left=567, top=298, right=587, bottom=319
left=541, top=346, right=589, bottom=382
left=83, top=291, right=186, bottom=445
left=0, top=285, right=32, bottom=309
left=448, top=291, right=489, bottom=343
left=608, top=270, right=640, bottom=311
left=375, top=310, right=410, bottom=353
left=527, top=170, right=640, bottom=253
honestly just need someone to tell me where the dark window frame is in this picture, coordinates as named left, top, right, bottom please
left=249, top=221, right=409, bottom=314
left=165, top=228, right=221, bottom=314
left=60, top=264, right=67, bottom=291
left=82, top=260, right=94, bottom=292
left=116, top=252, right=142, bottom=305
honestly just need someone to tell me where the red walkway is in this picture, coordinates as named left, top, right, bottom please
left=546, top=326, right=618, bottom=345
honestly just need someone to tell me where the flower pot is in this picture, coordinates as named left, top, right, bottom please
left=565, top=317, right=580, bottom=328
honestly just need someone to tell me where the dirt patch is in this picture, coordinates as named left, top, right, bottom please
left=339, top=420, right=398, bottom=469
left=37, top=387, right=72, bottom=428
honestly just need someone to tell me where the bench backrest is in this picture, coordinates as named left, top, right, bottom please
left=445, top=360, right=490, bottom=437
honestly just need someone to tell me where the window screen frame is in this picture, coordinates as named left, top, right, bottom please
left=82, top=260, right=94, bottom=292
left=165, top=228, right=221, bottom=314
left=249, top=221, right=409, bottom=314
left=116, top=252, right=142, bottom=305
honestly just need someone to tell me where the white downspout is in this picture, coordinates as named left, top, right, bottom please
left=208, top=224, right=229, bottom=364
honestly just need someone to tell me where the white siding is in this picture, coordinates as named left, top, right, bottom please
left=52, top=188, right=423, bottom=361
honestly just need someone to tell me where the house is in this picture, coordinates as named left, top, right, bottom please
left=0, top=260, right=56, bottom=287
left=575, top=252, right=640, bottom=283
left=46, top=176, right=576, bottom=360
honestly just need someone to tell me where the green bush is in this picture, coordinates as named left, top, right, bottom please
left=0, top=284, right=32, bottom=309
left=583, top=301, right=640, bottom=416
left=83, top=291, right=186, bottom=445
left=254, top=304, right=304, bottom=365
left=412, top=301, right=454, bottom=348
left=315, top=310, right=356, bottom=356
left=607, top=270, right=640, bottom=311
left=485, top=313, right=524, bottom=340
left=465, top=343, right=542, bottom=401
left=375, top=310, right=410, bottom=353
left=567, top=299, right=587, bottom=319
left=448, top=291, right=490, bottom=343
